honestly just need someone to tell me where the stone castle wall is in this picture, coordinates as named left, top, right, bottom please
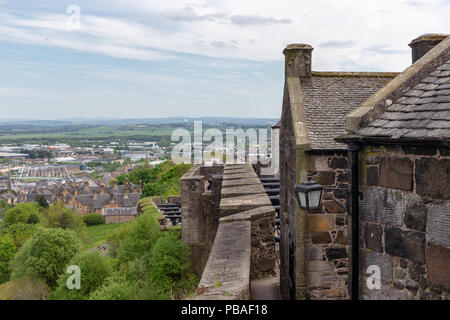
left=279, top=89, right=300, bottom=299
left=180, top=165, right=224, bottom=277
left=195, top=221, right=252, bottom=300
left=194, top=164, right=276, bottom=300
left=302, top=151, right=349, bottom=300
left=220, top=205, right=276, bottom=279
left=279, top=94, right=350, bottom=299
left=358, top=144, right=449, bottom=300
left=104, top=214, right=135, bottom=224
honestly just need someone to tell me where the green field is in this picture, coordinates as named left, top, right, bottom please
left=0, top=125, right=175, bottom=142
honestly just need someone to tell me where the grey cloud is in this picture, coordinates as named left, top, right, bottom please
left=209, top=40, right=237, bottom=49
left=229, top=15, right=291, bottom=25
left=320, top=40, right=357, bottom=49
left=162, top=7, right=291, bottom=26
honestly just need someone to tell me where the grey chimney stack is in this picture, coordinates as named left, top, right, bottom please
left=408, top=34, right=448, bottom=63
left=283, top=43, right=313, bottom=78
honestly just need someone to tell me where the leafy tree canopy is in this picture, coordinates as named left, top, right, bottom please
left=11, top=228, right=81, bottom=287
left=52, top=251, right=113, bottom=300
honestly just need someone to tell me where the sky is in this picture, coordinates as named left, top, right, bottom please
left=0, top=0, right=449, bottom=120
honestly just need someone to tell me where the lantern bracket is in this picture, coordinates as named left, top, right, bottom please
left=322, top=187, right=348, bottom=210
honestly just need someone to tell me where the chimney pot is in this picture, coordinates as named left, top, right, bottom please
left=408, top=33, right=448, bottom=63
left=283, top=43, right=313, bottom=78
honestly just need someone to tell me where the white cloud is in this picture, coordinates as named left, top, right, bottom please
left=0, top=0, right=449, bottom=70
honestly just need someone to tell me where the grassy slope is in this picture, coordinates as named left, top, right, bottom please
left=142, top=161, right=192, bottom=199
left=85, top=223, right=130, bottom=249
left=84, top=199, right=163, bottom=250
left=138, top=198, right=163, bottom=218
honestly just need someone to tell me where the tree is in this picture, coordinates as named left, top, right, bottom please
left=43, top=202, right=86, bottom=235
left=89, top=275, right=136, bottom=300
left=0, top=199, right=12, bottom=210
left=35, top=195, right=49, bottom=209
left=0, top=235, right=16, bottom=283
left=58, top=210, right=77, bottom=230
left=27, top=214, right=40, bottom=225
left=1, top=223, right=37, bottom=248
left=149, top=232, right=192, bottom=294
left=3, top=202, right=41, bottom=227
left=116, top=212, right=162, bottom=264
left=82, top=213, right=104, bottom=226
left=11, top=228, right=81, bottom=287
left=52, top=251, right=113, bottom=300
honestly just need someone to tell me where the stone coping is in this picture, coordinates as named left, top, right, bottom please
left=220, top=183, right=266, bottom=198
left=224, top=164, right=250, bottom=169
left=221, top=177, right=261, bottom=188
left=220, top=193, right=272, bottom=215
left=222, top=168, right=253, bottom=175
left=180, top=166, right=202, bottom=180
left=196, top=221, right=251, bottom=300
left=223, top=164, right=253, bottom=170
left=220, top=206, right=276, bottom=223
left=222, top=172, right=258, bottom=180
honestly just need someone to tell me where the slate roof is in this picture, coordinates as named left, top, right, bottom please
left=103, top=207, right=137, bottom=216
left=302, top=72, right=396, bottom=150
left=14, top=181, right=141, bottom=212
left=357, top=58, right=450, bottom=140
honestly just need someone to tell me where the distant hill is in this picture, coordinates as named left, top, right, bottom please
left=0, top=117, right=279, bottom=128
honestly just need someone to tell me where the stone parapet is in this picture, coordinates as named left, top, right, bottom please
left=181, top=165, right=224, bottom=277
left=221, top=206, right=277, bottom=279
left=196, top=221, right=251, bottom=300
left=220, top=193, right=272, bottom=217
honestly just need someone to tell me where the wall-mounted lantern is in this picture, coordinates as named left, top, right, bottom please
left=295, top=175, right=323, bottom=210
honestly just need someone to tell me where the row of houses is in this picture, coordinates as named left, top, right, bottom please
left=1, top=179, right=142, bottom=223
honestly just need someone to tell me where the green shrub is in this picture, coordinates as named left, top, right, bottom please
left=0, top=235, right=16, bottom=283
left=0, top=199, right=12, bottom=210
left=3, top=202, right=41, bottom=227
left=43, top=202, right=81, bottom=230
left=82, top=213, right=104, bottom=226
left=149, top=232, right=192, bottom=294
left=11, top=228, right=81, bottom=287
left=1, top=223, right=37, bottom=248
left=52, top=251, right=113, bottom=300
left=123, top=253, right=169, bottom=300
left=35, top=195, right=49, bottom=209
left=89, top=275, right=136, bottom=300
left=106, top=222, right=135, bottom=257
left=116, top=212, right=162, bottom=264
left=27, top=214, right=40, bottom=225
left=42, top=202, right=89, bottom=244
